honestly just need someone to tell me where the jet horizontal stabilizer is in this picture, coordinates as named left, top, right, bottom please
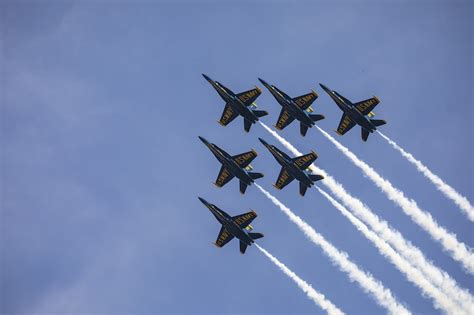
left=299, top=182, right=309, bottom=196
left=240, top=180, right=249, bottom=194
left=240, top=241, right=248, bottom=254
left=370, top=119, right=386, bottom=127
left=244, top=119, right=252, bottom=133
left=361, top=128, right=370, bottom=142
left=248, top=172, right=264, bottom=180
left=309, top=174, right=324, bottom=182
left=248, top=232, right=264, bottom=240
left=300, top=123, right=309, bottom=137
left=309, top=114, right=325, bottom=122
left=252, top=109, right=268, bottom=118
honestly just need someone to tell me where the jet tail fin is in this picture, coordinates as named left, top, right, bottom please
left=309, top=174, right=324, bottom=182
left=248, top=232, right=264, bottom=240
left=244, top=119, right=252, bottom=132
left=361, top=128, right=370, bottom=142
left=252, top=109, right=268, bottom=118
left=248, top=172, right=264, bottom=180
left=309, top=114, right=325, bottom=122
left=239, top=180, right=249, bottom=194
left=370, top=119, right=386, bottom=127
left=239, top=241, right=248, bottom=254
left=300, top=123, right=309, bottom=137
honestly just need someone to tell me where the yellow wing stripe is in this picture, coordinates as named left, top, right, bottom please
left=234, top=151, right=257, bottom=166
left=220, top=106, right=235, bottom=126
left=294, top=91, right=318, bottom=109
left=216, top=229, right=231, bottom=247
left=215, top=168, right=231, bottom=187
left=337, top=116, right=353, bottom=134
left=293, top=152, right=317, bottom=168
left=233, top=211, right=257, bottom=226
left=355, top=97, right=380, bottom=114
left=275, top=169, right=291, bottom=188
left=276, top=111, right=291, bottom=129
left=238, top=88, right=261, bottom=103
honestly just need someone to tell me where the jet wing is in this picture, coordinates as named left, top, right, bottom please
left=232, top=210, right=257, bottom=229
left=215, top=226, right=234, bottom=248
left=233, top=150, right=258, bottom=168
left=293, top=91, right=318, bottom=111
left=275, top=108, right=295, bottom=130
left=292, top=151, right=318, bottom=170
left=215, top=166, right=235, bottom=187
left=354, top=97, right=380, bottom=115
left=219, top=103, right=239, bottom=126
left=336, top=114, right=356, bottom=135
left=237, top=88, right=262, bottom=106
left=274, top=168, right=295, bottom=190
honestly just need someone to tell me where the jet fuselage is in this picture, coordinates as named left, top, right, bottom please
left=200, top=198, right=254, bottom=246
left=203, top=75, right=259, bottom=123
left=263, top=142, right=313, bottom=188
left=322, top=85, right=377, bottom=133
left=259, top=79, right=314, bottom=128
left=199, top=137, right=253, bottom=185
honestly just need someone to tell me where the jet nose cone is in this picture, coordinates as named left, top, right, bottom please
left=202, top=74, right=212, bottom=82
left=319, top=83, right=330, bottom=93
left=198, top=197, right=208, bottom=205
left=258, top=78, right=269, bottom=86
left=198, top=136, right=209, bottom=145
left=258, top=137, right=268, bottom=146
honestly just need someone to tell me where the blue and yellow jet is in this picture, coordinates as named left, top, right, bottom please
left=199, top=136, right=263, bottom=194
left=319, top=84, right=386, bottom=142
left=259, top=138, right=324, bottom=196
left=202, top=74, right=268, bottom=132
left=258, top=78, right=325, bottom=136
left=199, top=197, right=264, bottom=254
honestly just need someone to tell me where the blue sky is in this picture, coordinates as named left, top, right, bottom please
left=1, top=1, right=472, bottom=314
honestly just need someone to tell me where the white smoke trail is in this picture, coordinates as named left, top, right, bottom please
left=255, top=244, right=345, bottom=315
left=377, top=131, right=474, bottom=222
left=254, top=184, right=411, bottom=315
left=316, top=126, right=474, bottom=274
left=258, top=122, right=474, bottom=311
left=316, top=186, right=465, bottom=314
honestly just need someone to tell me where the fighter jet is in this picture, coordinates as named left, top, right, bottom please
left=259, top=138, right=324, bottom=196
left=258, top=78, right=325, bottom=136
left=319, top=84, right=386, bottom=142
left=199, top=136, right=263, bottom=194
left=198, top=197, right=264, bottom=254
left=202, top=74, right=268, bottom=132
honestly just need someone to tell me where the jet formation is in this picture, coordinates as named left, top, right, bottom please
left=200, top=75, right=387, bottom=253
